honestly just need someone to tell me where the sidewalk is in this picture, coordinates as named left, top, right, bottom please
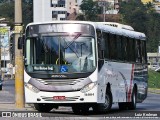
left=0, top=103, right=34, bottom=111
left=0, top=79, right=34, bottom=111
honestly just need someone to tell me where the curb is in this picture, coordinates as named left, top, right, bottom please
left=148, top=88, right=160, bottom=94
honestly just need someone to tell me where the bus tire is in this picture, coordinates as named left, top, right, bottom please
left=128, top=89, right=137, bottom=110
left=119, top=88, right=137, bottom=110
left=118, top=102, right=127, bottom=110
left=93, top=90, right=112, bottom=113
left=34, top=103, right=54, bottom=112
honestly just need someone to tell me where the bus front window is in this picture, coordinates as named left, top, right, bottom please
left=25, top=34, right=96, bottom=75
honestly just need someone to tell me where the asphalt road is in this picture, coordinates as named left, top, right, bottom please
left=0, top=79, right=160, bottom=118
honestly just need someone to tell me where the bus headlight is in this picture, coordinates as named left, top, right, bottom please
left=80, top=82, right=97, bottom=93
left=25, top=83, right=40, bottom=93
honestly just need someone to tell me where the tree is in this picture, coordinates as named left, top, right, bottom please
left=78, top=0, right=101, bottom=21
left=119, top=0, right=160, bottom=52
left=0, top=0, right=33, bottom=29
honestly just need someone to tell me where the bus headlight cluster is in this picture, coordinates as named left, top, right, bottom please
left=25, top=83, right=40, bottom=93
left=80, top=82, right=97, bottom=93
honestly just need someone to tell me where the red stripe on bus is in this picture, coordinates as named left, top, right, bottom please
left=128, top=64, right=134, bottom=102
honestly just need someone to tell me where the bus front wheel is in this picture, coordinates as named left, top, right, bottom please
left=93, top=90, right=112, bottom=113
left=34, top=103, right=55, bottom=112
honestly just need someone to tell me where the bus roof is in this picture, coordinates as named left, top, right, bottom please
left=27, top=21, right=146, bottom=40
left=95, top=22, right=146, bottom=40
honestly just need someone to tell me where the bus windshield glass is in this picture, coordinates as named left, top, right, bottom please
left=25, top=23, right=96, bottom=74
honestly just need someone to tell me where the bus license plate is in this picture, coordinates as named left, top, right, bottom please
left=53, top=96, right=65, bottom=100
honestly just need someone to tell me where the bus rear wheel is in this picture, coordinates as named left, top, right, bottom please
left=128, top=89, right=137, bottom=110
left=119, top=88, right=137, bottom=110
left=34, top=103, right=55, bottom=112
left=93, top=90, right=112, bottom=113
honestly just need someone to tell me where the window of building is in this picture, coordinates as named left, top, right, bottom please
left=52, top=11, right=58, bottom=18
left=60, top=18, right=65, bottom=20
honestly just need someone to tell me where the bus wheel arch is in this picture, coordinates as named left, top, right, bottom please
left=92, top=83, right=112, bottom=113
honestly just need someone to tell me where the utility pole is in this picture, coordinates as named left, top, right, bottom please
left=15, top=0, right=24, bottom=108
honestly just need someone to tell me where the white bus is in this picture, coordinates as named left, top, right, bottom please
left=20, top=21, right=148, bottom=114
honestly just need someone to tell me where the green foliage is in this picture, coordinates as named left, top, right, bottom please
left=119, top=1, right=160, bottom=52
left=0, top=27, right=7, bottom=34
left=148, top=70, right=160, bottom=88
left=79, top=0, right=101, bottom=21
left=0, top=1, right=33, bottom=29
left=0, top=1, right=14, bottom=28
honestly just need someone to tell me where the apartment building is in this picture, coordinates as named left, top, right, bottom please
left=141, top=0, right=160, bottom=13
left=34, top=0, right=67, bottom=22
left=33, top=0, right=83, bottom=22
left=154, top=0, right=160, bottom=13
left=141, top=0, right=153, bottom=4
left=67, top=0, right=80, bottom=14
left=96, top=0, right=119, bottom=14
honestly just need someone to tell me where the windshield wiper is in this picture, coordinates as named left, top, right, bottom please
left=64, top=33, right=81, bottom=49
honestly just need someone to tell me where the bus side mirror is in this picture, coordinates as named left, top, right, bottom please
left=18, top=37, right=23, bottom=49
left=100, top=38, right=105, bottom=51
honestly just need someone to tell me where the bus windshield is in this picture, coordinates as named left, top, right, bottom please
left=25, top=34, right=96, bottom=74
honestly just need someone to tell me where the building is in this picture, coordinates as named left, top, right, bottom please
left=34, top=0, right=67, bottom=22
left=141, top=0, right=153, bottom=4
left=147, top=53, right=160, bottom=69
left=34, top=0, right=83, bottom=22
left=96, top=0, right=119, bottom=14
left=67, top=0, right=79, bottom=14
left=154, top=1, right=160, bottom=13
left=141, top=0, right=160, bottom=13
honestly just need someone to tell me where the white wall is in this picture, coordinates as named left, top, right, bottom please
left=34, top=0, right=67, bottom=22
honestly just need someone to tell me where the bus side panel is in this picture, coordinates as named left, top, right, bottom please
left=134, top=64, right=148, bottom=103
left=98, top=61, right=136, bottom=103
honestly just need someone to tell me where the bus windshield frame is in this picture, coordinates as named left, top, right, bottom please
left=24, top=23, right=97, bottom=79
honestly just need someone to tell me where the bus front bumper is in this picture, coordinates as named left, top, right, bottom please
left=25, top=86, right=98, bottom=103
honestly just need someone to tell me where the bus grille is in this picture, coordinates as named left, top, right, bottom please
left=41, top=96, right=80, bottom=101
left=37, top=79, right=84, bottom=86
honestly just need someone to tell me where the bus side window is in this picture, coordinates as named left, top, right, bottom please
left=109, top=34, right=117, bottom=60
left=104, top=33, right=109, bottom=59
left=141, top=41, right=146, bottom=64
left=135, top=40, right=142, bottom=63
left=116, top=36, right=122, bottom=61
left=128, top=38, right=135, bottom=62
left=96, top=30, right=103, bottom=59
left=122, top=36, right=127, bottom=61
